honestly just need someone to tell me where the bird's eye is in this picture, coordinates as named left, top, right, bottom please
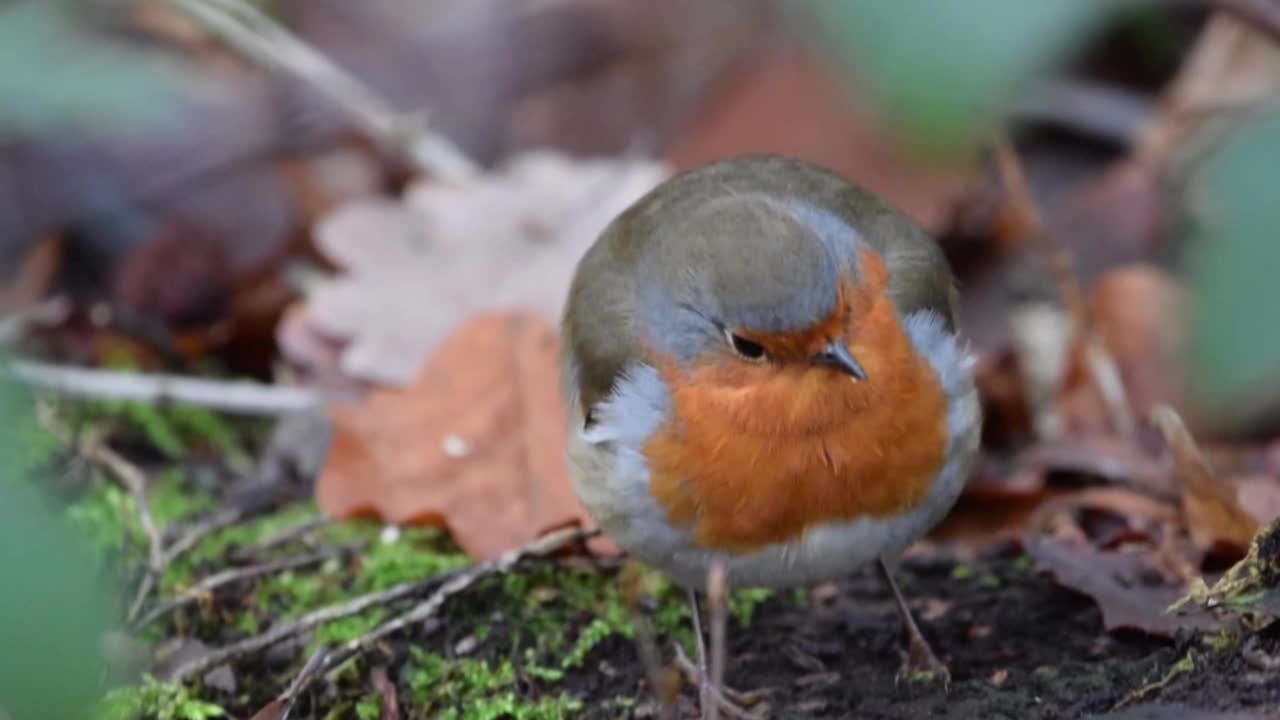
left=724, top=329, right=766, bottom=361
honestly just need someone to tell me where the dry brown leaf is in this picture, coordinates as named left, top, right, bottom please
left=1085, top=265, right=1184, bottom=410
left=1236, top=475, right=1280, bottom=527
left=1025, top=535, right=1223, bottom=637
left=288, top=151, right=668, bottom=387
left=317, top=311, right=605, bottom=560
left=1150, top=406, right=1260, bottom=553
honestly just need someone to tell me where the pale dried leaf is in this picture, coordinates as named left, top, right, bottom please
left=297, top=150, right=669, bottom=387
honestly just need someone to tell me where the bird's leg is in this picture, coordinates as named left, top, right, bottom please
left=877, top=558, right=950, bottom=688
left=679, top=588, right=765, bottom=720
left=687, top=588, right=715, bottom=716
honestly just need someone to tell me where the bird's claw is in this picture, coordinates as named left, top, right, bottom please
left=894, top=641, right=951, bottom=691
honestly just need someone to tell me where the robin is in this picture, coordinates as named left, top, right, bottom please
left=560, top=155, right=982, bottom=714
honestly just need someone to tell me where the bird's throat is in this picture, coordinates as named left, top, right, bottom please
left=642, top=285, right=951, bottom=553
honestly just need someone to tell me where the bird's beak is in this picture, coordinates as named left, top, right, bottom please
left=812, top=341, right=867, bottom=381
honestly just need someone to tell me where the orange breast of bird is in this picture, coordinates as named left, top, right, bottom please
left=642, top=250, right=951, bottom=553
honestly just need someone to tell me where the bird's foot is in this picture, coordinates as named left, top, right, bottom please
left=894, top=634, right=951, bottom=691
left=673, top=643, right=770, bottom=719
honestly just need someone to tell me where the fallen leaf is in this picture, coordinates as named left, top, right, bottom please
left=247, top=700, right=284, bottom=720
left=1058, top=265, right=1185, bottom=436
left=291, top=151, right=668, bottom=387
left=1150, top=405, right=1259, bottom=554
left=317, top=311, right=606, bottom=560
left=1024, top=535, right=1223, bottom=637
left=1236, top=476, right=1280, bottom=527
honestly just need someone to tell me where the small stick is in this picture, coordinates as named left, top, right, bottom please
left=232, top=516, right=332, bottom=561
left=247, top=645, right=329, bottom=720
left=315, top=527, right=595, bottom=677
left=133, top=542, right=363, bottom=629
left=9, top=360, right=321, bottom=416
left=1083, top=336, right=1137, bottom=439
left=166, top=0, right=477, bottom=182
left=37, top=406, right=167, bottom=621
left=169, top=527, right=592, bottom=683
left=163, top=505, right=251, bottom=563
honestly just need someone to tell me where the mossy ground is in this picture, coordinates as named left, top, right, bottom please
left=22, top=400, right=1280, bottom=718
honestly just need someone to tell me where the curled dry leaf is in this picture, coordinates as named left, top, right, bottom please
left=1058, top=265, right=1184, bottom=437
left=287, top=151, right=669, bottom=387
left=1150, top=405, right=1260, bottom=554
left=1025, top=535, right=1224, bottom=637
left=317, top=311, right=609, bottom=560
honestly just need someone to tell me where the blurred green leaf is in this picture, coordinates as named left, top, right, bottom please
left=0, top=376, right=114, bottom=720
left=0, top=0, right=181, bottom=132
left=811, top=0, right=1115, bottom=154
left=1187, top=109, right=1280, bottom=427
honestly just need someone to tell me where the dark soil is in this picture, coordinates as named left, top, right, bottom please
left=269, top=542, right=1277, bottom=720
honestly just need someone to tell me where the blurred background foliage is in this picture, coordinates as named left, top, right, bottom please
left=811, top=0, right=1122, bottom=156
left=0, top=373, right=114, bottom=720
left=4, top=0, right=1280, bottom=717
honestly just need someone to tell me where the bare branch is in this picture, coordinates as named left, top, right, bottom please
left=8, top=360, right=321, bottom=416
left=166, top=0, right=478, bottom=182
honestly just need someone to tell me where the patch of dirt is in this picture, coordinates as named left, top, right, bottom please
left=1153, top=625, right=1280, bottom=712
left=708, top=546, right=1177, bottom=720
left=250, top=542, right=1278, bottom=719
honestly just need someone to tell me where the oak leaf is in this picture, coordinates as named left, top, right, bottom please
left=317, top=311, right=603, bottom=560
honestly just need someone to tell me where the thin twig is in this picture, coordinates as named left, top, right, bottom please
left=247, top=645, right=329, bottom=720
left=315, top=527, right=596, bottom=677
left=37, top=406, right=168, bottom=621
left=169, top=527, right=592, bottom=683
left=163, top=505, right=250, bottom=562
left=134, top=542, right=363, bottom=629
left=0, top=297, right=69, bottom=347
left=8, top=359, right=321, bottom=416
left=166, top=0, right=478, bottom=182
left=232, top=516, right=332, bottom=561
left=1083, top=336, right=1137, bottom=439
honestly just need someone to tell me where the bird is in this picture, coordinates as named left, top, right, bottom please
left=559, top=154, right=982, bottom=715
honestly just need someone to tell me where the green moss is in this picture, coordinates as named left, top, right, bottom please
left=950, top=564, right=975, bottom=580
left=354, top=528, right=469, bottom=593
left=354, top=694, right=381, bottom=720
left=96, top=676, right=225, bottom=720
left=403, top=648, right=582, bottom=719
left=148, top=470, right=215, bottom=525
left=523, top=649, right=565, bottom=683
left=65, top=482, right=143, bottom=556
left=729, top=588, right=773, bottom=627
left=979, top=573, right=1002, bottom=589
left=313, top=611, right=389, bottom=648
left=563, top=617, right=621, bottom=670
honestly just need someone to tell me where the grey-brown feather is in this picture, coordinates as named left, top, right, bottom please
left=561, top=154, right=959, bottom=417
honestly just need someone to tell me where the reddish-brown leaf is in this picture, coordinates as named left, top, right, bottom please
left=1150, top=406, right=1260, bottom=554
left=317, top=311, right=607, bottom=560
